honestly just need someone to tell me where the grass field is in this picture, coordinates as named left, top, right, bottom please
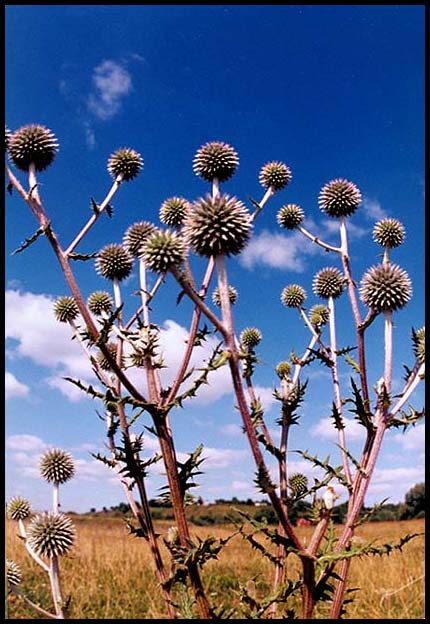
left=6, top=516, right=424, bottom=619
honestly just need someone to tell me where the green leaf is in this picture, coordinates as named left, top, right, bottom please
left=254, top=462, right=276, bottom=495
left=330, top=401, right=344, bottom=430
left=346, top=377, right=374, bottom=431
left=69, top=251, right=98, bottom=261
left=12, top=222, right=50, bottom=255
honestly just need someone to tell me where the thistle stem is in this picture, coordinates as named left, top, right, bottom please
left=298, top=225, right=340, bottom=253
left=11, top=587, right=61, bottom=619
left=49, top=556, right=65, bottom=618
left=251, top=187, right=274, bottom=221
left=389, top=362, right=425, bottom=419
left=53, top=483, right=60, bottom=513
left=65, top=176, right=123, bottom=256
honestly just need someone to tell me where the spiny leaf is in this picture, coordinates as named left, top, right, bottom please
left=91, top=452, right=116, bottom=469
left=306, top=347, right=333, bottom=368
left=346, top=377, right=374, bottom=431
left=354, top=498, right=390, bottom=527
left=105, top=203, right=113, bottom=218
left=317, top=532, right=423, bottom=565
left=12, top=222, right=50, bottom=255
left=343, top=353, right=361, bottom=374
left=334, top=444, right=367, bottom=478
left=248, top=196, right=262, bottom=212
left=387, top=406, right=425, bottom=431
left=296, top=449, right=352, bottom=491
left=254, top=462, right=276, bottom=495
left=7, top=181, right=13, bottom=195
left=69, top=251, right=98, bottom=261
left=330, top=401, right=344, bottom=430
left=90, top=197, right=99, bottom=214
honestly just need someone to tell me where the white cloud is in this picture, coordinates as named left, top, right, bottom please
left=219, top=423, right=243, bottom=437
left=87, top=60, right=132, bottom=120
left=240, top=230, right=318, bottom=271
left=252, top=385, right=277, bottom=413
left=393, top=424, right=424, bottom=453
left=367, top=465, right=425, bottom=503
left=311, top=416, right=366, bottom=443
left=5, top=371, right=30, bottom=400
left=362, top=197, right=387, bottom=221
left=6, top=434, right=46, bottom=452
left=202, top=446, right=248, bottom=469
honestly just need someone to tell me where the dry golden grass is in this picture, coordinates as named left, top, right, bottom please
left=6, top=517, right=424, bottom=619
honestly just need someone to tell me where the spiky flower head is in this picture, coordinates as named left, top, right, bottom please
left=193, top=141, right=239, bottom=183
left=7, top=496, right=31, bottom=521
left=140, top=229, right=185, bottom=273
left=123, top=221, right=157, bottom=257
left=27, top=512, right=75, bottom=558
left=281, top=284, right=306, bottom=308
left=313, top=267, right=345, bottom=300
left=87, top=291, right=113, bottom=316
left=96, top=244, right=133, bottom=282
left=240, top=327, right=262, bottom=350
left=259, top=161, right=292, bottom=191
left=107, top=148, right=143, bottom=181
left=309, top=304, right=330, bottom=330
left=5, top=125, right=11, bottom=152
left=159, top=197, right=190, bottom=228
left=6, top=560, right=22, bottom=589
left=39, top=448, right=75, bottom=485
left=276, top=361, right=291, bottom=379
left=288, top=473, right=308, bottom=496
left=8, top=124, right=59, bottom=172
left=412, top=327, right=425, bottom=364
left=318, top=178, right=361, bottom=218
left=373, top=218, right=405, bottom=249
left=277, top=203, right=305, bottom=230
left=212, top=285, right=238, bottom=307
left=53, top=296, right=79, bottom=323
left=359, top=263, right=412, bottom=313
left=96, top=342, right=121, bottom=371
left=184, top=193, right=252, bottom=257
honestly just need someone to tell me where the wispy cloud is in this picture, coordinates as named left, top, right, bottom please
left=5, top=371, right=30, bottom=400
left=240, top=230, right=319, bottom=271
left=311, top=416, right=366, bottom=443
left=87, top=60, right=132, bottom=121
left=393, top=424, right=425, bottom=453
left=362, top=197, right=387, bottom=221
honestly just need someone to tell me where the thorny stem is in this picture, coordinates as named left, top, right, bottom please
left=49, top=557, right=65, bottom=618
left=10, top=587, right=61, bottom=619
left=384, top=311, right=393, bottom=396
left=18, top=519, right=51, bottom=574
left=328, top=296, right=352, bottom=485
left=124, top=275, right=165, bottom=331
left=298, top=225, right=340, bottom=253
left=65, top=176, right=123, bottom=256
left=251, top=186, right=274, bottom=221
left=389, top=362, right=425, bottom=419
left=139, top=259, right=162, bottom=401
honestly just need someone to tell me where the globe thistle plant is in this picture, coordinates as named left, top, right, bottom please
left=313, top=267, right=345, bottom=300
left=277, top=204, right=305, bottom=230
left=309, top=304, right=330, bottom=330
left=7, top=496, right=32, bottom=521
left=288, top=473, right=308, bottom=497
left=259, top=161, right=292, bottom=191
left=281, top=284, right=306, bottom=308
left=276, top=361, right=291, bottom=379
left=87, top=291, right=113, bottom=316
left=140, top=229, right=185, bottom=273
left=240, top=327, right=262, bottom=350
left=96, top=342, right=121, bottom=371
left=212, top=285, right=238, bottom=307
left=159, top=197, right=190, bottom=228
left=8, top=124, right=59, bottom=172
left=359, top=263, right=412, bottom=313
left=184, top=193, right=252, bottom=257
left=193, top=141, right=239, bottom=183
left=6, top=560, right=22, bottom=589
left=39, top=449, right=75, bottom=485
left=123, top=221, right=157, bottom=257
left=373, top=218, right=405, bottom=249
left=95, top=244, right=133, bottom=282
left=53, top=296, right=79, bottom=323
left=5, top=125, right=11, bottom=152
left=318, top=179, right=361, bottom=218
left=27, top=512, right=75, bottom=558
left=107, top=148, right=143, bottom=181
left=412, top=327, right=425, bottom=364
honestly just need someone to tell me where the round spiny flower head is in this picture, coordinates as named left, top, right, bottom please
left=373, top=218, right=405, bottom=249
left=87, top=291, right=113, bottom=316
left=277, top=203, right=305, bottom=230
left=107, top=148, right=143, bottom=181
left=288, top=473, right=308, bottom=496
left=240, top=327, right=262, bottom=350
left=160, top=197, right=190, bottom=228
left=193, top=141, right=239, bottom=183
left=412, top=327, right=425, bottom=364
left=140, top=229, right=185, bottom=273
left=184, top=193, right=252, bottom=257
left=259, top=161, right=292, bottom=191
left=6, top=560, right=22, bottom=589
left=39, top=448, right=75, bottom=485
left=8, top=124, right=58, bottom=172
left=95, top=244, right=133, bottom=282
left=96, top=342, right=121, bottom=371
left=53, top=296, right=79, bottom=323
left=5, top=126, right=11, bottom=152
left=318, top=178, right=361, bottom=218
left=313, top=267, right=345, bottom=300
left=359, top=263, right=412, bottom=313
left=7, top=496, right=31, bottom=521
left=281, top=284, right=306, bottom=308
left=276, top=361, right=291, bottom=379
left=212, top=285, right=238, bottom=307
left=27, top=512, right=75, bottom=558
left=309, top=304, right=330, bottom=330
left=123, top=221, right=157, bottom=257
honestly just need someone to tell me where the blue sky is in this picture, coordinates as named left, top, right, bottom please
left=5, top=5, right=425, bottom=514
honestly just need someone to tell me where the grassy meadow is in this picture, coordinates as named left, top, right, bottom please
left=6, top=515, right=424, bottom=619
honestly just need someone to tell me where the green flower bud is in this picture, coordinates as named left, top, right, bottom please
left=87, top=291, right=113, bottom=316
left=313, top=267, right=345, bottom=300
left=212, top=285, right=238, bottom=307
left=123, top=221, right=157, bottom=257
left=6, top=560, right=22, bottom=589
left=281, top=284, right=306, bottom=308
left=277, top=203, right=305, bottom=229
left=259, top=161, right=292, bottom=191
left=39, top=448, right=75, bottom=485
left=318, top=178, right=361, bottom=218
left=193, top=141, right=239, bottom=183
left=373, top=218, right=405, bottom=249
left=159, top=197, right=190, bottom=228
left=276, top=361, right=291, bottom=379
left=8, top=124, right=58, bottom=172
left=27, top=512, right=75, bottom=558
left=360, top=263, right=412, bottom=313
left=107, top=148, right=143, bottom=181
left=53, top=296, right=79, bottom=323
left=96, top=244, right=133, bottom=281
left=7, top=496, right=32, bottom=521
left=140, top=229, right=185, bottom=273
left=240, top=327, right=262, bottom=349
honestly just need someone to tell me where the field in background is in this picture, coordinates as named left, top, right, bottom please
left=6, top=516, right=424, bottom=619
